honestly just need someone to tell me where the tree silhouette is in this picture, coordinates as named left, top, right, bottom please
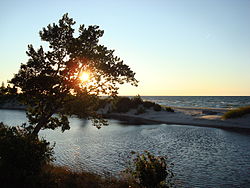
left=11, top=13, right=138, bottom=136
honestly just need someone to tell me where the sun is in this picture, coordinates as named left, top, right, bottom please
left=80, top=72, right=90, bottom=82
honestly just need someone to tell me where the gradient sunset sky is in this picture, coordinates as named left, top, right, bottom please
left=1, top=0, right=250, bottom=96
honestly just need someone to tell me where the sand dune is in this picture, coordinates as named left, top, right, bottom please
left=104, top=107, right=250, bottom=131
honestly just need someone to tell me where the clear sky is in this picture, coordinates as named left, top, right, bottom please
left=1, top=0, right=250, bottom=96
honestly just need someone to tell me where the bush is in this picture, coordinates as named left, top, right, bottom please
left=97, top=97, right=112, bottom=109
left=39, top=164, right=140, bottom=188
left=135, top=106, right=146, bottom=115
left=165, top=107, right=174, bottom=113
left=153, top=104, right=162, bottom=111
left=223, top=106, right=250, bottom=119
left=143, top=101, right=156, bottom=108
left=110, top=97, right=164, bottom=114
left=113, top=96, right=145, bottom=113
left=125, top=151, right=174, bottom=188
left=131, top=95, right=144, bottom=108
left=113, top=97, right=132, bottom=113
left=0, top=123, right=54, bottom=186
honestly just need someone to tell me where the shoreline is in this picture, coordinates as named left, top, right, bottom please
left=102, top=106, right=250, bottom=132
left=104, top=113, right=250, bottom=133
left=1, top=106, right=250, bottom=132
left=0, top=107, right=26, bottom=111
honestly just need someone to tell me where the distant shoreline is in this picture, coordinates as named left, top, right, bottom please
left=104, top=113, right=250, bottom=133
left=1, top=105, right=249, bottom=133
left=0, top=106, right=25, bottom=111
left=102, top=106, right=250, bottom=132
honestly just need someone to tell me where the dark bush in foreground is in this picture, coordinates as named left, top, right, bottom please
left=0, top=123, right=54, bottom=186
left=0, top=122, right=140, bottom=188
left=223, top=106, right=250, bottom=119
left=125, top=151, right=174, bottom=188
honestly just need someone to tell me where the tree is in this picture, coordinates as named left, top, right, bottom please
left=0, top=82, right=17, bottom=96
left=10, top=13, right=138, bottom=136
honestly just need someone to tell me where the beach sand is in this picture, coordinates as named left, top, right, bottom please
left=104, top=107, right=250, bottom=131
left=1, top=103, right=249, bottom=131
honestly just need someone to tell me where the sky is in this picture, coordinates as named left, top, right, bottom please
left=0, top=0, right=250, bottom=96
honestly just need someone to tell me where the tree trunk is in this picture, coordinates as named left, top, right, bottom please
left=31, top=118, right=48, bottom=136
left=31, top=111, right=54, bottom=136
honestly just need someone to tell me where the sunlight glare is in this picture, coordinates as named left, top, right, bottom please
left=80, top=72, right=90, bottom=82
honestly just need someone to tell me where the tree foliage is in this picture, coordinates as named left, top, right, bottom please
left=10, top=13, right=138, bottom=135
left=0, top=82, right=17, bottom=96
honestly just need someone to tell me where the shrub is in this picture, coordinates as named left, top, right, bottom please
left=143, top=101, right=156, bottom=108
left=113, top=96, right=145, bottom=113
left=113, top=97, right=132, bottom=113
left=97, top=97, right=112, bottom=109
left=153, top=104, right=162, bottom=111
left=40, top=164, right=140, bottom=188
left=0, top=123, right=54, bottom=186
left=165, top=107, right=174, bottom=113
left=223, top=106, right=250, bottom=119
left=125, top=151, right=174, bottom=188
left=135, top=106, right=146, bottom=115
left=131, top=95, right=144, bottom=108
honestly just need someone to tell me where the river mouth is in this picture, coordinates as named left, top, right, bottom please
left=36, top=119, right=250, bottom=187
left=1, top=109, right=250, bottom=187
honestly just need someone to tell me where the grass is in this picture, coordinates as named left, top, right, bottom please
left=41, top=165, right=140, bottom=188
left=2, top=164, right=139, bottom=188
left=41, top=165, right=133, bottom=188
left=222, top=106, right=250, bottom=119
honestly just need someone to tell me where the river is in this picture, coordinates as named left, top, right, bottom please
left=1, top=109, right=250, bottom=187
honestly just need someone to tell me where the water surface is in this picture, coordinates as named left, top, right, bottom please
left=141, top=96, right=250, bottom=109
left=1, top=109, right=250, bottom=187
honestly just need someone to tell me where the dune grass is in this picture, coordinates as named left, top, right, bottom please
left=39, top=164, right=139, bottom=188
left=2, top=164, right=139, bottom=188
left=223, top=106, right=250, bottom=119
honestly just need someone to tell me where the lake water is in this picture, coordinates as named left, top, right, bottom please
left=1, top=109, right=250, bottom=187
left=141, top=96, right=250, bottom=109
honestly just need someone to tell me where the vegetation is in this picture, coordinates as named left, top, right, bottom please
left=164, top=106, right=175, bottom=113
left=0, top=82, right=17, bottom=96
left=110, top=96, right=174, bottom=114
left=135, top=106, right=146, bottom=115
left=0, top=122, right=140, bottom=187
left=125, top=151, right=174, bottom=188
left=113, top=97, right=133, bottom=113
left=0, top=123, right=54, bottom=186
left=143, top=101, right=156, bottom=108
left=131, top=95, right=144, bottom=108
left=111, top=95, right=144, bottom=113
left=0, top=122, right=175, bottom=187
left=0, top=14, right=176, bottom=187
left=222, top=106, right=250, bottom=119
left=10, top=13, right=138, bottom=136
left=0, top=82, right=18, bottom=105
left=37, top=164, right=140, bottom=188
left=153, top=103, right=162, bottom=111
